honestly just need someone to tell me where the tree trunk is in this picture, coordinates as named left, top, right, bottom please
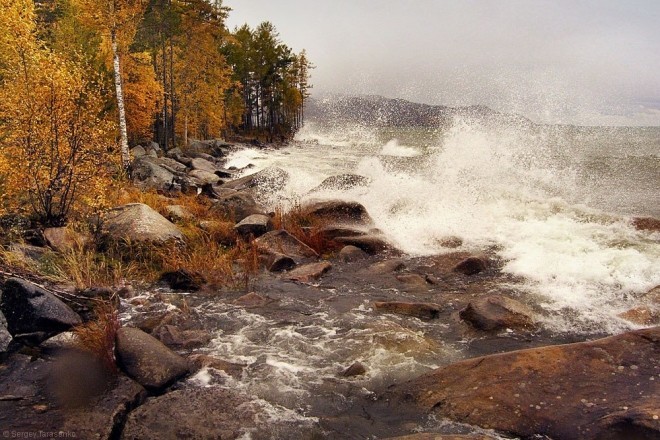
left=111, top=29, right=130, bottom=171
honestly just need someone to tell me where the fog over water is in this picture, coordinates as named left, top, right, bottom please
left=225, top=0, right=660, bottom=126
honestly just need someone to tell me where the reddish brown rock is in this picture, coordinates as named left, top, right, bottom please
left=618, top=307, right=659, bottom=326
left=391, top=327, right=660, bottom=440
left=187, top=354, right=246, bottom=378
left=341, top=361, right=367, bottom=377
left=335, top=235, right=394, bottom=255
left=254, top=230, right=319, bottom=259
left=284, top=261, right=332, bottom=283
left=43, top=227, right=84, bottom=253
left=302, top=199, right=373, bottom=225
left=452, top=256, right=487, bottom=275
left=459, top=295, right=535, bottom=331
left=374, top=301, right=442, bottom=320
left=384, top=435, right=495, bottom=440
left=396, top=273, right=431, bottom=289
left=632, top=217, right=660, bottom=232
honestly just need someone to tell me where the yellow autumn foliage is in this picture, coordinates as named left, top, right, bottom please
left=0, top=0, right=117, bottom=225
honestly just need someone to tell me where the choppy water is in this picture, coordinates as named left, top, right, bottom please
left=123, top=117, right=659, bottom=438
left=225, top=118, right=660, bottom=334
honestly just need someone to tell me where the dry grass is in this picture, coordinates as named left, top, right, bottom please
left=73, top=301, right=121, bottom=372
left=273, top=204, right=342, bottom=256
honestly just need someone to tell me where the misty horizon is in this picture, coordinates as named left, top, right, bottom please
left=225, top=0, right=660, bottom=127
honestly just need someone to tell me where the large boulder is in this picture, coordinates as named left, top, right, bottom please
left=459, top=295, right=535, bottom=331
left=115, top=327, right=190, bottom=390
left=254, top=230, right=319, bottom=259
left=188, top=169, right=221, bottom=185
left=309, top=174, right=371, bottom=193
left=191, top=157, right=218, bottom=173
left=0, top=278, right=81, bottom=337
left=102, top=203, right=184, bottom=244
left=221, top=166, right=289, bottom=192
left=234, top=214, right=273, bottom=238
left=187, top=139, right=231, bottom=158
left=210, top=190, right=266, bottom=222
left=131, top=157, right=176, bottom=192
left=391, top=327, right=660, bottom=440
left=302, top=199, right=373, bottom=225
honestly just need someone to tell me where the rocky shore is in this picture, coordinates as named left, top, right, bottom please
left=1, top=139, right=658, bottom=439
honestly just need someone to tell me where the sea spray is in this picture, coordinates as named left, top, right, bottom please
left=225, top=117, right=660, bottom=333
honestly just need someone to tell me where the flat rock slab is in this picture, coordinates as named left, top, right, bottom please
left=121, top=387, right=259, bottom=439
left=391, top=327, right=660, bottom=440
left=103, top=203, right=183, bottom=243
left=459, top=295, right=535, bottom=331
left=0, top=278, right=81, bottom=336
left=255, top=230, right=319, bottom=259
left=115, top=327, right=189, bottom=390
left=284, top=261, right=332, bottom=283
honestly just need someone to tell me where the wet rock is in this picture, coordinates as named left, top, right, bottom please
left=234, top=213, right=272, bottom=238
left=318, top=225, right=368, bottom=240
left=121, top=387, right=259, bottom=439
left=210, top=190, right=266, bottom=222
left=102, top=203, right=184, bottom=244
left=152, top=325, right=211, bottom=349
left=159, top=269, right=206, bottom=291
left=0, top=278, right=81, bottom=338
left=189, top=168, right=221, bottom=185
left=618, top=307, right=659, bottom=326
left=384, top=435, right=496, bottom=440
left=341, top=361, right=367, bottom=377
left=453, top=256, right=487, bottom=275
left=43, top=227, right=83, bottom=253
left=263, top=252, right=296, bottom=272
left=396, top=273, right=431, bottom=289
left=644, top=285, right=660, bottom=304
left=436, top=236, right=463, bottom=249
left=255, top=230, right=319, bottom=259
left=0, top=312, right=11, bottom=353
left=187, top=354, right=246, bottom=378
left=391, top=327, right=660, bottom=440
left=164, top=205, right=194, bottom=222
left=374, top=301, right=442, bottom=320
left=191, top=157, right=217, bottom=173
left=221, top=166, right=289, bottom=192
left=0, top=353, right=146, bottom=437
left=632, top=216, right=660, bottom=232
left=338, top=245, right=368, bottom=262
left=367, top=259, right=406, bottom=274
left=131, top=157, right=176, bottom=192
left=335, top=234, right=394, bottom=254
left=310, top=174, right=371, bottom=193
left=459, top=295, right=535, bottom=331
left=284, top=261, right=332, bottom=283
left=115, top=327, right=190, bottom=390
left=302, top=199, right=373, bottom=225
left=233, top=292, right=277, bottom=307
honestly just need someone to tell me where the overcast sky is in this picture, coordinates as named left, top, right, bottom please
left=225, top=0, right=660, bottom=125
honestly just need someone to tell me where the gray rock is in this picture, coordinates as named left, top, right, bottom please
left=221, top=166, right=289, bottom=192
left=165, top=147, right=183, bottom=159
left=102, top=203, right=184, bottom=244
left=187, top=139, right=230, bottom=158
left=189, top=169, right=221, bottom=185
left=130, top=146, right=146, bottom=158
left=121, top=388, right=259, bottom=439
left=310, top=174, right=371, bottom=193
left=191, top=157, right=217, bottom=173
left=0, top=278, right=81, bottom=337
left=302, top=199, right=373, bottom=225
left=338, top=245, right=368, bottom=262
left=131, top=157, right=175, bottom=192
left=164, top=205, right=194, bottom=222
left=0, top=311, right=11, bottom=352
left=234, top=214, right=272, bottom=238
left=335, top=234, right=395, bottom=255
left=210, top=190, right=266, bottom=222
left=115, top=327, right=190, bottom=390
left=153, top=156, right=188, bottom=173
left=459, top=295, right=535, bottom=331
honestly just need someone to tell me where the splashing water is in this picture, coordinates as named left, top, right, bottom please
left=226, top=117, right=660, bottom=333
